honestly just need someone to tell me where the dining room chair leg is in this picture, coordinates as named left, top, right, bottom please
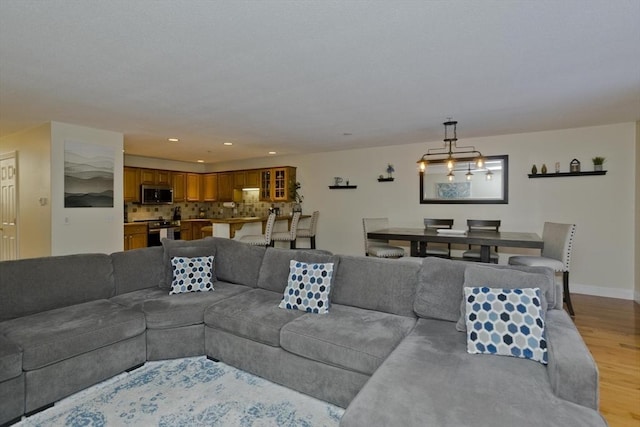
left=310, top=236, right=316, bottom=249
left=563, top=271, right=575, bottom=316
left=290, top=240, right=296, bottom=249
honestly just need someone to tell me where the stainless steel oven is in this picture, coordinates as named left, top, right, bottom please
left=135, top=220, right=181, bottom=246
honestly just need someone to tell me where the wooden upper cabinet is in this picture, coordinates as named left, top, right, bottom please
left=246, top=169, right=261, bottom=188
left=202, top=173, right=218, bottom=201
left=172, top=172, right=186, bottom=202
left=156, top=170, right=171, bottom=185
left=123, top=167, right=141, bottom=203
left=259, top=167, right=296, bottom=202
left=140, top=168, right=171, bottom=186
left=232, top=171, right=246, bottom=189
left=186, top=173, right=202, bottom=202
left=217, top=172, right=233, bottom=201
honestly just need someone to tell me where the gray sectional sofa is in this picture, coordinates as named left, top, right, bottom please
left=0, top=237, right=607, bottom=426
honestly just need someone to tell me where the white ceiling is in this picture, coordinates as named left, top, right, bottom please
left=1, top=0, right=639, bottom=164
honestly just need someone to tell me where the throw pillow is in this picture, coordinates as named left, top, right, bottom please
left=456, top=265, right=551, bottom=332
left=465, top=286, right=547, bottom=364
left=170, top=255, right=215, bottom=295
left=279, top=260, right=334, bottom=314
left=159, top=238, right=217, bottom=289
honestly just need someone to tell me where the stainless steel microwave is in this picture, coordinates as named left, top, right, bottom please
left=141, top=185, right=173, bottom=204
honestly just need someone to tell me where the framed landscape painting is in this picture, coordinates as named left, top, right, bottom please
left=64, top=141, right=114, bottom=207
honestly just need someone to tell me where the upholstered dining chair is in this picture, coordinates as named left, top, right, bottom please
left=462, top=219, right=501, bottom=263
left=422, top=218, right=454, bottom=258
left=238, top=212, right=277, bottom=247
left=362, top=218, right=405, bottom=258
left=270, top=212, right=301, bottom=249
left=508, top=222, right=577, bottom=316
left=295, top=210, right=319, bottom=249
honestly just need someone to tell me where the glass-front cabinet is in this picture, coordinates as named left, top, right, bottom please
left=260, top=167, right=296, bottom=202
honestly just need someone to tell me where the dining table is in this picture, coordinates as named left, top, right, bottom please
left=366, top=227, right=543, bottom=263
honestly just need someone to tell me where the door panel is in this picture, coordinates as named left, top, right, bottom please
left=0, top=152, right=18, bottom=260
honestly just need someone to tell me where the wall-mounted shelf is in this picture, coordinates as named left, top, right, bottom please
left=329, top=185, right=357, bottom=189
left=377, top=177, right=394, bottom=182
left=528, top=171, right=607, bottom=179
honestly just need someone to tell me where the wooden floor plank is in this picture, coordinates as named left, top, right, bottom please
left=571, top=294, right=640, bottom=427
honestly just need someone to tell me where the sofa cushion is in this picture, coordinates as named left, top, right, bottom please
left=464, top=287, right=547, bottom=364
left=143, top=281, right=251, bottom=329
left=414, top=257, right=557, bottom=322
left=109, top=287, right=167, bottom=309
left=204, top=289, right=306, bottom=347
left=256, top=248, right=336, bottom=293
left=159, top=239, right=217, bottom=289
left=0, top=335, right=22, bottom=382
left=455, top=265, right=552, bottom=331
left=280, top=304, right=416, bottom=375
left=340, top=318, right=606, bottom=427
left=330, top=255, right=419, bottom=317
left=170, top=255, right=215, bottom=294
left=0, top=253, right=114, bottom=321
left=0, top=300, right=145, bottom=371
left=278, top=260, right=334, bottom=314
left=209, top=238, right=266, bottom=288
left=111, top=246, right=164, bottom=295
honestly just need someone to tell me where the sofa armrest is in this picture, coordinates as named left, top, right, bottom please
left=545, top=309, right=599, bottom=410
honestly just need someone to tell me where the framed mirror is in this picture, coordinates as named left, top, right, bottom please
left=419, top=155, right=508, bottom=204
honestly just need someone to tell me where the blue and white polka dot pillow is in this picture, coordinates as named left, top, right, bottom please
left=170, top=256, right=215, bottom=295
left=279, top=260, right=334, bottom=314
left=464, top=286, right=547, bottom=364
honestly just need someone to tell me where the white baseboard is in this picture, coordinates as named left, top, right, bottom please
left=635, top=290, right=640, bottom=304
left=571, top=283, right=636, bottom=300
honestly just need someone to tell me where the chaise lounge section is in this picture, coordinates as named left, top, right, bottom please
left=0, top=238, right=607, bottom=426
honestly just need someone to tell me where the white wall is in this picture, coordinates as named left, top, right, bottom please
left=124, top=154, right=206, bottom=173
left=0, top=123, right=52, bottom=258
left=206, top=122, right=637, bottom=300
left=50, top=122, right=123, bottom=255
left=635, top=121, right=640, bottom=303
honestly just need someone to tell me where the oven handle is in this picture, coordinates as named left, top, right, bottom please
left=148, top=227, right=180, bottom=234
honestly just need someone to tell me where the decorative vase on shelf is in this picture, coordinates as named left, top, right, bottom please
left=541, top=164, right=548, bottom=174
left=531, top=164, right=537, bottom=175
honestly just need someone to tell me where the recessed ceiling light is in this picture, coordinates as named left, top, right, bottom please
left=342, top=133, right=352, bottom=136
left=197, top=160, right=204, bottom=163
left=168, top=138, right=179, bottom=142
left=268, top=151, right=276, bottom=155
left=223, top=142, right=233, bottom=146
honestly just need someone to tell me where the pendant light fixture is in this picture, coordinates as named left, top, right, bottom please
left=417, top=119, right=484, bottom=174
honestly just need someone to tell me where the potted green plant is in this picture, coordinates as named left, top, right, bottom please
left=291, top=181, right=303, bottom=212
left=592, top=156, right=606, bottom=172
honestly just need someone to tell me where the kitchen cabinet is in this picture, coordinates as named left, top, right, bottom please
left=260, top=167, right=296, bottom=202
left=123, top=167, right=140, bottom=203
left=191, top=221, right=209, bottom=240
left=202, top=173, right=218, bottom=201
left=180, top=222, right=192, bottom=241
left=232, top=171, right=246, bottom=189
left=172, top=172, right=186, bottom=202
left=246, top=169, right=261, bottom=188
left=217, top=172, right=233, bottom=201
left=124, top=223, right=148, bottom=250
left=140, top=168, right=171, bottom=186
left=186, top=173, right=202, bottom=202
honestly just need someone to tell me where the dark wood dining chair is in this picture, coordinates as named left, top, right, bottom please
left=421, top=218, right=454, bottom=258
left=462, top=219, right=501, bottom=263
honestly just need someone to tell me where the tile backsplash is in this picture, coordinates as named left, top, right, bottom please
left=125, top=190, right=295, bottom=222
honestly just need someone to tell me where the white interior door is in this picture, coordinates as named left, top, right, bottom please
left=0, top=152, right=18, bottom=260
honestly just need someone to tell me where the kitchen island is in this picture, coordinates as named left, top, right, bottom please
left=181, top=215, right=306, bottom=240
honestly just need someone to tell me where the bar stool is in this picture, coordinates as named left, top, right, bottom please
left=201, top=225, right=213, bottom=239
left=295, top=211, right=319, bottom=249
left=270, top=212, right=301, bottom=249
left=238, top=213, right=277, bottom=247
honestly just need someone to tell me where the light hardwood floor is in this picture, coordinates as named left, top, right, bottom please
left=571, top=294, right=640, bottom=427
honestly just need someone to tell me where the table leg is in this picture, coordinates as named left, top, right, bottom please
left=480, top=245, right=490, bottom=263
left=410, top=241, right=420, bottom=257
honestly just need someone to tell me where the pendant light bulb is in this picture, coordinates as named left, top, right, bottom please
left=447, top=171, right=455, bottom=182
left=447, top=157, right=455, bottom=171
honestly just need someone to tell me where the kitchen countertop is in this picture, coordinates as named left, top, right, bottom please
left=180, top=215, right=304, bottom=224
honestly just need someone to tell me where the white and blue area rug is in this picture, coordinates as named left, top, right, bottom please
left=17, top=357, right=344, bottom=427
